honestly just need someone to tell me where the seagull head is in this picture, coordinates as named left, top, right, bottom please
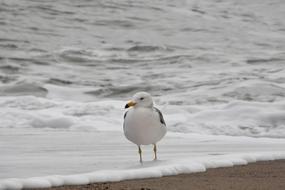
left=125, top=92, right=153, bottom=109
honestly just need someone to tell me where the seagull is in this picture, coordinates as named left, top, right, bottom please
left=123, top=92, right=167, bottom=163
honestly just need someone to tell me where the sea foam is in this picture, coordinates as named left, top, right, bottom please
left=0, top=152, right=285, bottom=190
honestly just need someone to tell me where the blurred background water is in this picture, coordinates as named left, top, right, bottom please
left=0, top=0, right=285, bottom=137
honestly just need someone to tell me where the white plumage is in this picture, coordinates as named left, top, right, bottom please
left=123, top=92, right=167, bottom=163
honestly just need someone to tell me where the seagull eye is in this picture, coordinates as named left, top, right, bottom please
left=140, top=97, right=144, bottom=100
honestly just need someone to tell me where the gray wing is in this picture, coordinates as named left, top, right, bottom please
left=154, top=107, right=166, bottom=126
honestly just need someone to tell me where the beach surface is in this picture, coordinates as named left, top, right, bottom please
left=38, top=160, right=285, bottom=190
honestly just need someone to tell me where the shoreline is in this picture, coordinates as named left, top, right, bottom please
left=37, top=160, right=285, bottom=190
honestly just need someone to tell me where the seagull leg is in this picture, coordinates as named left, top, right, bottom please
left=138, top=145, right=143, bottom=163
left=153, top=144, right=157, bottom=160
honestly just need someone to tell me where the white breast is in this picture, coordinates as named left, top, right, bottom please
left=123, top=107, right=166, bottom=145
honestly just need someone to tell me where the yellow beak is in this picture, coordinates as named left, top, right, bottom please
left=125, top=101, right=136, bottom=109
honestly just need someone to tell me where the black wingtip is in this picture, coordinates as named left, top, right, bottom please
left=125, top=104, right=129, bottom=109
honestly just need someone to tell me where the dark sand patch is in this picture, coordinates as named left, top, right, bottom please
left=37, top=160, right=285, bottom=190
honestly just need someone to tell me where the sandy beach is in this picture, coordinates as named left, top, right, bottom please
left=36, top=160, right=285, bottom=190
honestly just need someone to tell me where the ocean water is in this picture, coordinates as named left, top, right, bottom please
left=1, top=0, right=285, bottom=185
left=1, top=0, right=285, bottom=137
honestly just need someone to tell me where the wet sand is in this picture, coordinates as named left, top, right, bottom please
left=37, top=160, right=285, bottom=190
